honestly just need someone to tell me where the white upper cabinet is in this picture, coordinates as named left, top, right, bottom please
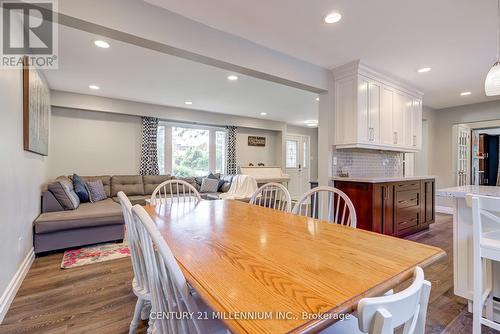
left=333, top=61, right=423, bottom=153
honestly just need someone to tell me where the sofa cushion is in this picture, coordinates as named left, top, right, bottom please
left=73, top=175, right=112, bottom=197
left=86, top=180, right=108, bottom=202
left=72, top=174, right=90, bottom=203
left=220, top=181, right=232, bottom=193
left=48, top=176, right=80, bottom=210
left=111, top=175, right=144, bottom=197
left=112, top=195, right=148, bottom=206
left=143, top=175, right=175, bottom=194
left=34, top=199, right=123, bottom=234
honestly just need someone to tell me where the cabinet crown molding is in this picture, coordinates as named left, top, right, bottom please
left=332, top=60, right=424, bottom=97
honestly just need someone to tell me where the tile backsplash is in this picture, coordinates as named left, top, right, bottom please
left=332, top=149, right=403, bottom=178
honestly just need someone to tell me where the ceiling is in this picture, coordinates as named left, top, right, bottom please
left=45, top=25, right=318, bottom=126
left=145, top=0, right=500, bottom=109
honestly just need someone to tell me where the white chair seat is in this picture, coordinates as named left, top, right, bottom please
left=319, top=316, right=361, bottom=334
left=480, top=230, right=500, bottom=261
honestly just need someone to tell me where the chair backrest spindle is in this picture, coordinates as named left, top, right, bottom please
left=292, top=186, right=357, bottom=227
left=150, top=179, right=202, bottom=205
left=249, top=183, right=292, bottom=213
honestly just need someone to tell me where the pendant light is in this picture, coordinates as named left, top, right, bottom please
left=485, top=0, right=500, bottom=96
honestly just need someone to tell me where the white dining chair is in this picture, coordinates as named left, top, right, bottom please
left=466, top=194, right=500, bottom=334
left=131, top=204, right=229, bottom=334
left=117, top=192, right=152, bottom=334
left=292, top=186, right=357, bottom=227
left=249, top=182, right=292, bottom=212
left=150, top=179, right=201, bottom=206
left=321, top=267, right=431, bottom=334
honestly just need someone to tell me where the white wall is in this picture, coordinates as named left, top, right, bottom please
left=0, top=69, right=48, bottom=320
left=236, top=128, right=279, bottom=167
left=49, top=107, right=142, bottom=178
left=49, top=94, right=319, bottom=179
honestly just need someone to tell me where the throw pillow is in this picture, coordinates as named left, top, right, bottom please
left=85, top=180, right=108, bottom=202
left=207, top=172, right=225, bottom=191
left=72, top=174, right=90, bottom=202
left=48, top=176, right=80, bottom=210
left=200, top=178, right=220, bottom=193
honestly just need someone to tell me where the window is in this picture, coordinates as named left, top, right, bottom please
left=286, top=140, right=298, bottom=168
left=157, top=122, right=227, bottom=176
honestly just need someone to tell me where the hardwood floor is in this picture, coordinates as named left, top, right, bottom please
left=0, top=213, right=496, bottom=333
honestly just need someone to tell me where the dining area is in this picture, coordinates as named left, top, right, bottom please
left=118, top=179, right=446, bottom=334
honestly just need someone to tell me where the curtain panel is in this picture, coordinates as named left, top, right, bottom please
left=497, top=144, right=500, bottom=186
left=139, top=117, right=160, bottom=175
left=226, top=126, right=237, bottom=175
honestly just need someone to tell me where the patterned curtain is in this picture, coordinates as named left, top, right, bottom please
left=226, top=126, right=237, bottom=175
left=139, top=117, right=159, bottom=175
left=497, top=144, right=500, bottom=186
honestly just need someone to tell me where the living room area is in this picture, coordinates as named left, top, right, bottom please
left=0, top=2, right=320, bottom=331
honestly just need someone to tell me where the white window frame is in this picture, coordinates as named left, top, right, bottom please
left=158, top=121, right=227, bottom=175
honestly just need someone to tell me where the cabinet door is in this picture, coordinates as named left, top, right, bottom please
left=380, top=86, right=394, bottom=146
left=335, top=77, right=357, bottom=145
left=368, top=80, right=381, bottom=144
left=403, top=95, right=413, bottom=147
left=357, top=75, right=370, bottom=143
left=393, top=91, right=405, bottom=146
left=412, top=98, right=422, bottom=149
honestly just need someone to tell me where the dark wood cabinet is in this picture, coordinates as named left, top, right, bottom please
left=334, top=179, right=435, bottom=237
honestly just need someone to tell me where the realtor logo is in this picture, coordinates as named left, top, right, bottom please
left=1, top=0, right=58, bottom=68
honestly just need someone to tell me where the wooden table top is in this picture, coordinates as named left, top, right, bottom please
left=143, top=200, right=445, bottom=334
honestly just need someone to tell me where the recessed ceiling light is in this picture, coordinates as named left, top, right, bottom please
left=316, top=97, right=320, bottom=101
left=307, top=123, right=318, bottom=127
left=324, top=12, right=342, bottom=24
left=260, top=112, right=267, bottom=116
left=417, top=67, right=431, bottom=73
left=227, top=75, right=238, bottom=81
left=94, top=40, right=110, bottom=49
left=460, top=91, right=472, bottom=96
left=89, top=85, right=100, bottom=90
left=184, top=101, right=193, bottom=105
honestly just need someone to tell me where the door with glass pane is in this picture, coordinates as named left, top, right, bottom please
left=285, top=134, right=310, bottom=200
left=456, top=125, right=471, bottom=186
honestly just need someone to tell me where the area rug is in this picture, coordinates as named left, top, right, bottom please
left=61, top=242, right=130, bottom=269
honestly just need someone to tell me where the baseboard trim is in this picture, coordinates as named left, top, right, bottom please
left=0, top=248, right=35, bottom=324
left=436, top=206, right=454, bottom=215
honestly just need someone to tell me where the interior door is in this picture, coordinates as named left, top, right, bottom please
left=285, top=135, right=310, bottom=200
left=456, top=125, right=471, bottom=186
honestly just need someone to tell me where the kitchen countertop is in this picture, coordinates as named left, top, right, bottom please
left=331, top=175, right=437, bottom=183
left=436, top=185, right=500, bottom=198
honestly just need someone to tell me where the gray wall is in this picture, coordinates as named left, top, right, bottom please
left=0, top=69, right=48, bottom=317
left=49, top=107, right=142, bottom=178
left=429, top=100, right=500, bottom=189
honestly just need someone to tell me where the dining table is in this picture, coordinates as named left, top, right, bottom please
left=143, top=199, right=446, bottom=334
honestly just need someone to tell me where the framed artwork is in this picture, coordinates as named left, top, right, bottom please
left=23, top=58, right=50, bottom=156
left=248, top=136, right=266, bottom=147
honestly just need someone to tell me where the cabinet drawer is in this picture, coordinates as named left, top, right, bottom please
left=395, top=181, right=421, bottom=191
left=396, top=207, right=419, bottom=230
left=396, top=190, right=419, bottom=209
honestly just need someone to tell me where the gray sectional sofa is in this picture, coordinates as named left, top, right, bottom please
left=34, top=174, right=233, bottom=254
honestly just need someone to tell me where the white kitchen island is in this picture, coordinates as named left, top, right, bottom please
left=437, top=185, right=500, bottom=307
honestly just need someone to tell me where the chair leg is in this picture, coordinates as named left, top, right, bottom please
left=473, top=257, right=483, bottom=334
left=141, top=300, right=151, bottom=320
left=130, top=297, right=145, bottom=334
left=486, top=260, right=494, bottom=320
